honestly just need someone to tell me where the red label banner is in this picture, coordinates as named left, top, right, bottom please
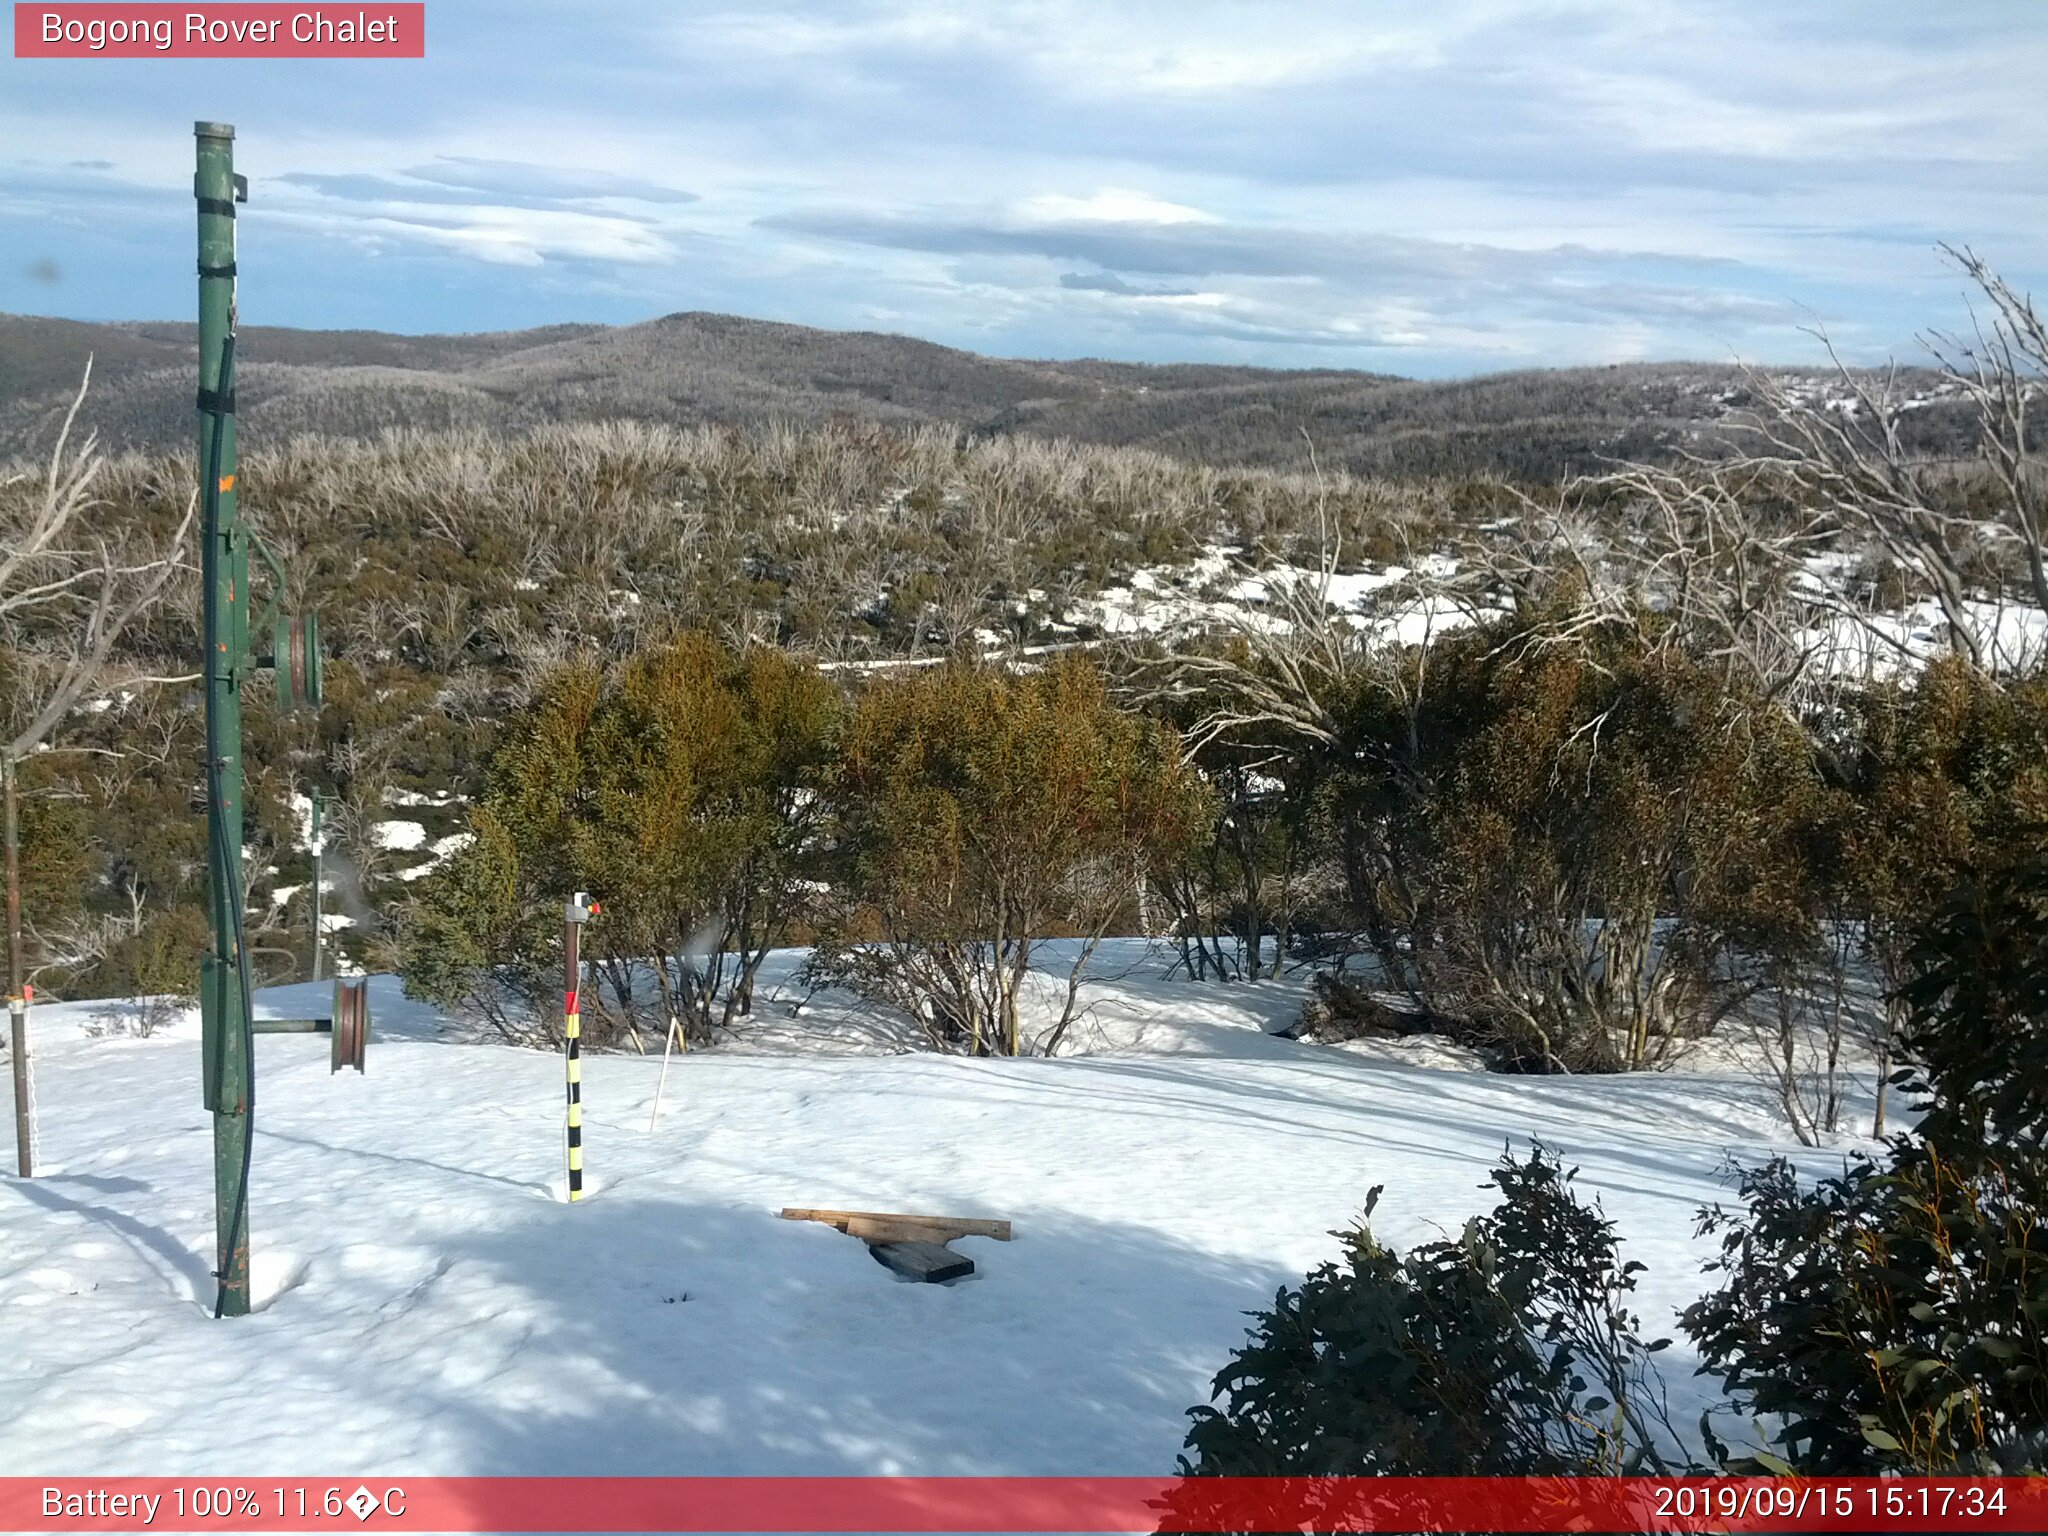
left=13, top=4, right=424, bottom=57
left=0, top=1477, right=2043, bottom=1533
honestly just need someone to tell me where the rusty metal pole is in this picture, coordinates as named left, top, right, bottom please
left=5, top=754, right=32, bottom=1178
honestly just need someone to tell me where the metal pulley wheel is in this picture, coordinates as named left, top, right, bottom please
left=273, top=611, right=323, bottom=712
left=330, top=977, right=369, bottom=1073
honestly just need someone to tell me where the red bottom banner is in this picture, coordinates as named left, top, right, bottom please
left=2, top=1476, right=2042, bottom=1534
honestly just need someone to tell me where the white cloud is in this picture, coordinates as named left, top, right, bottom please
left=1018, top=189, right=1220, bottom=226
left=268, top=203, right=676, bottom=267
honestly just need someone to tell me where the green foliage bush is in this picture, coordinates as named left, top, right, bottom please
left=1684, top=1141, right=2048, bottom=1475
left=5, top=692, right=309, bottom=1001
left=13, top=765, right=92, bottom=940
left=815, top=656, right=1208, bottom=1055
left=1683, top=855, right=2048, bottom=1474
left=408, top=645, right=1206, bottom=1055
left=401, top=634, right=837, bottom=1046
left=397, top=803, right=546, bottom=1040
left=1321, top=619, right=1818, bottom=1071
left=93, top=904, right=209, bottom=1007
left=1901, top=859, right=2048, bottom=1151
left=1826, top=660, right=2048, bottom=1117
left=1180, top=1146, right=1679, bottom=1477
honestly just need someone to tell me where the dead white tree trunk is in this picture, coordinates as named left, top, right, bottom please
left=2, top=360, right=198, bottom=761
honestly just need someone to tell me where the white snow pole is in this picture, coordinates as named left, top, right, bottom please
left=647, top=1013, right=684, bottom=1133
left=309, top=793, right=325, bottom=983
left=563, top=890, right=598, bottom=1201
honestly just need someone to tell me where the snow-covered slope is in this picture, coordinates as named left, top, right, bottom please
left=0, top=948, right=1867, bottom=1477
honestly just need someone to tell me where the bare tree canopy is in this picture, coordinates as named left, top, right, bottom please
left=1, top=361, right=195, bottom=762
left=1731, top=248, right=2046, bottom=676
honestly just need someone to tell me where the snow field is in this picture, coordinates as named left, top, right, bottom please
left=0, top=948, right=1871, bottom=1476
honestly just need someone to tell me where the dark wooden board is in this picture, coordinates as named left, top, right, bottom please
left=869, top=1240, right=975, bottom=1283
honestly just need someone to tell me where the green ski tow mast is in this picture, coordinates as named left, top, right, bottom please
left=194, top=121, right=368, bottom=1318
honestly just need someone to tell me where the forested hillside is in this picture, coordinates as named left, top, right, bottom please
left=0, top=308, right=1971, bottom=481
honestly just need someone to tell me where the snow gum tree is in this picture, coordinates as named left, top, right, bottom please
left=816, top=656, right=1208, bottom=1055
left=401, top=634, right=837, bottom=1046
left=1321, top=615, right=1819, bottom=1072
left=1142, top=674, right=1320, bottom=985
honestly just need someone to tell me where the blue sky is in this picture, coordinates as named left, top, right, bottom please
left=2, top=1, right=2044, bottom=377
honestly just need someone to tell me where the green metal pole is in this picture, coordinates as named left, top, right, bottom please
left=196, top=119, right=252, bottom=1317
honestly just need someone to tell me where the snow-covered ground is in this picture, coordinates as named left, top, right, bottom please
left=1075, top=541, right=2048, bottom=681
left=1078, top=545, right=1495, bottom=650
left=0, top=944, right=1871, bottom=1477
left=1796, top=591, right=2048, bottom=680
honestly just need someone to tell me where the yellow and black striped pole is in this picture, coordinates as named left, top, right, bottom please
left=563, top=891, right=598, bottom=1201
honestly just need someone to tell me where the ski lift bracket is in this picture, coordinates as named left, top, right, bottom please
left=268, top=610, right=322, bottom=713
left=227, top=978, right=371, bottom=1077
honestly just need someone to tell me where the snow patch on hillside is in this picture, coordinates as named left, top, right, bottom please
left=373, top=819, right=429, bottom=852
left=1080, top=545, right=1500, bottom=646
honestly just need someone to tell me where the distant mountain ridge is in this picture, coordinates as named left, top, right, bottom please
left=0, top=309, right=1961, bottom=481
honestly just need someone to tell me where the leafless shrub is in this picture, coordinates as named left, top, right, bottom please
left=1720, top=248, right=2046, bottom=677
left=0, top=361, right=196, bottom=760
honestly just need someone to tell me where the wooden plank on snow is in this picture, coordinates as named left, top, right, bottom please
left=779, top=1207, right=1013, bottom=1243
left=869, top=1240, right=976, bottom=1283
